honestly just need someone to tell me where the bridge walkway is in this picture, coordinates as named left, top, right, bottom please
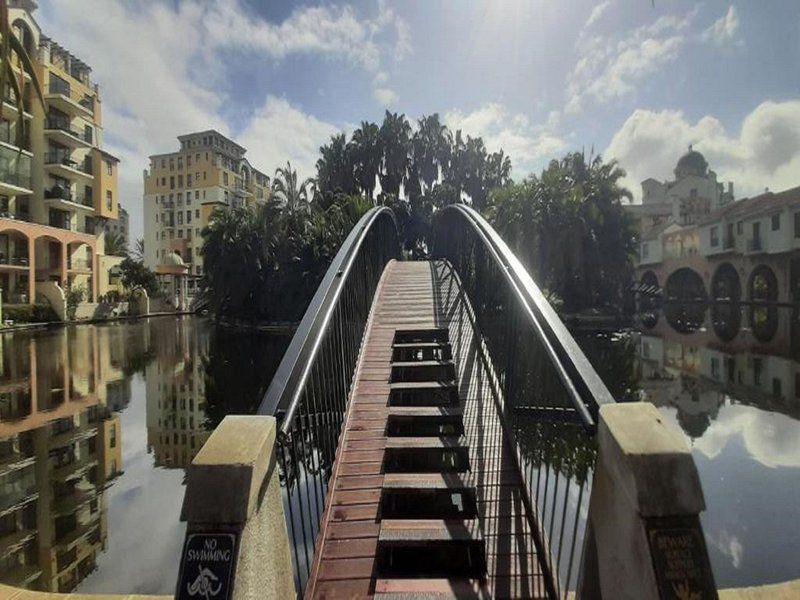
left=306, top=260, right=547, bottom=599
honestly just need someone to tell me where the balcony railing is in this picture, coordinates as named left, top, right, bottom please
left=68, top=258, right=91, bottom=270
left=723, top=235, right=735, bottom=250
left=0, top=145, right=31, bottom=189
left=747, top=237, right=763, bottom=252
left=45, top=187, right=94, bottom=208
left=0, top=255, right=29, bottom=266
left=46, top=119, right=92, bottom=144
left=44, top=152, right=93, bottom=176
left=47, top=77, right=94, bottom=114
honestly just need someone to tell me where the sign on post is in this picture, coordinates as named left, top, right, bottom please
left=177, top=532, right=238, bottom=600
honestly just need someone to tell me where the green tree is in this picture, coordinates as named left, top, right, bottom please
left=105, top=231, right=128, bottom=257
left=272, top=161, right=314, bottom=212
left=119, top=257, right=160, bottom=297
left=316, top=133, right=357, bottom=195
left=131, top=238, right=145, bottom=263
left=378, top=111, right=411, bottom=196
left=350, top=121, right=381, bottom=201
left=486, top=152, right=635, bottom=311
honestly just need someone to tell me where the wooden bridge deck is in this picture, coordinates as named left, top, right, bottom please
left=306, top=260, right=548, bottom=599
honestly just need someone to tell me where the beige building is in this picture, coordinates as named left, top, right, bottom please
left=142, top=130, right=270, bottom=296
left=0, top=1, right=120, bottom=307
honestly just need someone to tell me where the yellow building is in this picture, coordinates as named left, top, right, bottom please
left=0, top=0, right=119, bottom=307
left=142, top=130, right=269, bottom=297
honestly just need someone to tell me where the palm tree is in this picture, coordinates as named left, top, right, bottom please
left=131, top=238, right=145, bottom=263
left=316, top=133, right=356, bottom=195
left=350, top=121, right=380, bottom=201
left=412, top=114, right=451, bottom=194
left=272, top=162, right=314, bottom=212
left=378, top=111, right=412, bottom=197
left=0, top=0, right=45, bottom=149
left=105, top=231, right=128, bottom=257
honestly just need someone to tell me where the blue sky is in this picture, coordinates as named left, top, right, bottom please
left=36, top=0, right=800, bottom=241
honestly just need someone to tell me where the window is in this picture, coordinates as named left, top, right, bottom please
left=106, top=190, right=112, bottom=211
left=196, top=153, right=200, bottom=162
left=711, top=357, right=720, bottom=380
left=690, top=188, right=697, bottom=198
left=195, top=209, right=199, bottom=218
left=177, top=212, right=183, bottom=225
left=737, top=220, right=743, bottom=234
left=187, top=174, right=192, bottom=187
left=178, top=229, right=183, bottom=238
left=195, top=190, right=199, bottom=200
left=710, top=226, right=719, bottom=247
left=178, top=157, right=183, bottom=169
left=186, top=210, right=192, bottom=223
left=155, top=213, right=158, bottom=223
left=106, top=160, right=113, bottom=176
left=772, top=213, right=780, bottom=231
left=161, top=177, right=166, bottom=186
left=177, top=175, right=183, bottom=187
left=223, top=172, right=229, bottom=185
left=170, top=176, right=175, bottom=190
left=795, top=213, right=800, bottom=238
left=161, top=159, right=166, bottom=168
left=641, top=242, right=649, bottom=258
left=169, top=159, right=174, bottom=171
left=187, top=155, right=192, bottom=167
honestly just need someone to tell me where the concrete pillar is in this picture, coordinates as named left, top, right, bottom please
left=60, top=241, right=68, bottom=287
left=27, top=236, right=35, bottom=304
left=177, top=416, right=295, bottom=600
left=91, top=245, right=98, bottom=302
left=577, top=402, right=716, bottom=600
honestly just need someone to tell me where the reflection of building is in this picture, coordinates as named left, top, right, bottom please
left=142, top=131, right=270, bottom=296
left=145, top=318, right=210, bottom=468
left=0, top=325, right=124, bottom=592
left=0, top=2, right=120, bottom=305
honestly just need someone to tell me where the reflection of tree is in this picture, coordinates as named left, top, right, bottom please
left=278, top=411, right=342, bottom=491
left=750, top=305, right=778, bottom=342
left=511, top=414, right=597, bottom=485
left=664, top=302, right=706, bottom=333
left=575, top=332, right=640, bottom=403
left=202, top=328, right=291, bottom=429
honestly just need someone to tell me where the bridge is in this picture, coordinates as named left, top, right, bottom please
left=176, top=205, right=716, bottom=599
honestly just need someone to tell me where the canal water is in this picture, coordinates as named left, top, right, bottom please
left=0, top=310, right=797, bottom=593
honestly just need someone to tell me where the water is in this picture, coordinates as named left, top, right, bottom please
left=575, top=303, right=800, bottom=589
left=0, top=316, right=289, bottom=595
left=1, top=307, right=796, bottom=593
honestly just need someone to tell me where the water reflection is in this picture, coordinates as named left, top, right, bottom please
left=0, top=317, right=289, bottom=594
left=578, top=304, right=800, bottom=588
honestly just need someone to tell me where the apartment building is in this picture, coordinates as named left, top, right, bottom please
left=0, top=1, right=120, bottom=306
left=103, top=204, right=128, bottom=247
left=142, top=130, right=270, bottom=293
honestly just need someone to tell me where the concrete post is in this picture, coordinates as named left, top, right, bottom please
left=577, top=402, right=717, bottom=600
left=27, top=236, right=35, bottom=303
left=177, top=416, right=295, bottom=600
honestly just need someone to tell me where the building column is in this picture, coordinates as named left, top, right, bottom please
left=91, top=245, right=98, bottom=302
left=27, top=236, right=35, bottom=304
left=60, top=241, right=68, bottom=288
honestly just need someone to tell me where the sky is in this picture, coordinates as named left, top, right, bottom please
left=34, top=0, right=800, bottom=243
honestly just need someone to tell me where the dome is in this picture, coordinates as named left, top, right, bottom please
left=163, top=251, right=186, bottom=267
left=674, top=146, right=708, bottom=178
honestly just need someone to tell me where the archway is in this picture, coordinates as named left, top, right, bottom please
left=711, top=302, right=741, bottom=342
left=665, top=268, right=707, bottom=302
left=710, top=263, right=741, bottom=302
left=748, top=265, right=778, bottom=302
left=12, top=19, right=35, bottom=56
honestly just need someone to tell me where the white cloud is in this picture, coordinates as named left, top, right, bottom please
left=605, top=101, right=800, bottom=201
left=373, top=87, right=399, bottom=107
left=237, top=97, right=340, bottom=182
left=37, top=0, right=406, bottom=242
left=444, top=103, right=566, bottom=177
left=585, top=0, right=613, bottom=29
left=567, top=13, right=695, bottom=113
left=701, top=6, right=740, bottom=47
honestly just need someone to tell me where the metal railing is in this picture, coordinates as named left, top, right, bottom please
left=432, top=204, right=615, bottom=599
left=46, top=118, right=93, bottom=144
left=257, top=206, right=400, bottom=593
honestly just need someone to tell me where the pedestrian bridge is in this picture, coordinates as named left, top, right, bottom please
left=199, top=205, right=715, bottom=599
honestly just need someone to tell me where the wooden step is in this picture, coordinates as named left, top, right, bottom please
left=385, top=436, right=467, bottom=449
left=379, top=519, right=483, bottom=543
left=389, top=381, right=460, bottom=407
left=387, top=406, right=463, bottom=417
left=383, top=473, right=474, bottom=490
left=392, top=342, right=452, bottom=362
left=393, top=328, right=449, bottom=344
left=374, top=577, right=488, bottom=598
left=390, top=360, right=456, bottom=383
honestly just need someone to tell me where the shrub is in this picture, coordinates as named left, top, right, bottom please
left=4, top=303, right=59, bottom=323
left=65, top=285, right=86, bottom=320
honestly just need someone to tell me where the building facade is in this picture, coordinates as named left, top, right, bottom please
left=103, top=204, right=128, bottom=247
left=142, top=130, right=269, bottom=294
left=0, top=1, right=119, bottom=306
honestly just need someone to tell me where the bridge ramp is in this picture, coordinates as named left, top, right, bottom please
left=306, top=261, right=547, bottom=599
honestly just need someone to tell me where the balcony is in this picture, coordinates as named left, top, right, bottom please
left=52, top=455, right=98, bottom=481
left=1, top=94, right=32, bottom=121
left=44, top=152, right=94, bottom=182
left=45, top=185, right=95, bottom=212
left=46, top=77, right=94, bottom=118
left=0, top=145, right=32, bottom=195
left=45, top=118, right=93, bottom=149
left=67, top=258, right=92, bottom=273
left=723, top=236, right=735, bottom=250
left=747, top=237, right=763, bottom=253
left=0, top=254, right=30, bottom=269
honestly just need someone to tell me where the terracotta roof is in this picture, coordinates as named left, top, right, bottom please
left=698, top=185, right=800, bottom=226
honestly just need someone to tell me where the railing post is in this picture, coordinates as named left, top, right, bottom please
left=176, top=416, right=295, bottom=600
left=577, top=402, right=717, bottom=600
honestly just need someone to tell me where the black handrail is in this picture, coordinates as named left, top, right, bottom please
left=257, top=205, right=400, bottom=593
left=258, top=206, right=399, bottom=426
left=433, top=203, right=614, bottom=430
